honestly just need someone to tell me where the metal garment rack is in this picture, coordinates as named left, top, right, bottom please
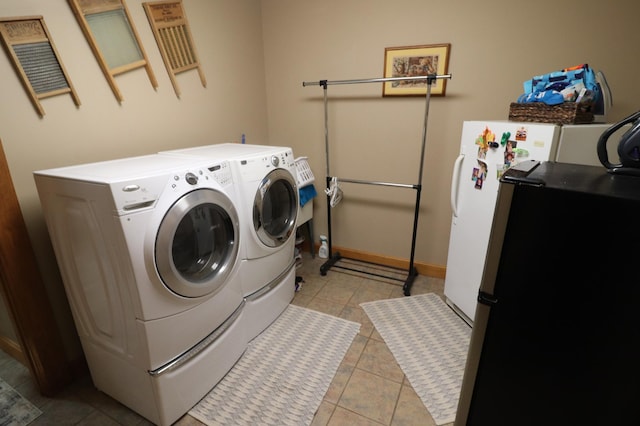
left=302, top=73, right=452, bottom=295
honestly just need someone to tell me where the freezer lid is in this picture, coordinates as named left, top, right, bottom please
left=502, top=161, right=640, bottom=202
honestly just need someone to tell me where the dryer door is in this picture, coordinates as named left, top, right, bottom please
left=156, top=188, right=239, bottom=298
left=253, top=168, right=298, bottom=248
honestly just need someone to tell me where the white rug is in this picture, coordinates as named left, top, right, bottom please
left=0, top=377, right=41, bottom=426
left=189, top=304, right=360, bottom=425
left=361, top=293, right=471, bottom=425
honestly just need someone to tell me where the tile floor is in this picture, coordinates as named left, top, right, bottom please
left=0, top=252, right=454, bottom=426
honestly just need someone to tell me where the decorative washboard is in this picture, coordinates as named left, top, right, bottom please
left=0, top=16, right=81, bottom=116
left=68, top=0, right=158, bottom=102
left=143, top=0, right=206, bottom=98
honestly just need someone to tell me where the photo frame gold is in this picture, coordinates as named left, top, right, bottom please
left=382, top=43, right=450, bottom=97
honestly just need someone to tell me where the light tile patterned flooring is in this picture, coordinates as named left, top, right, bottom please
left=0, top=252, right=454, bottom=425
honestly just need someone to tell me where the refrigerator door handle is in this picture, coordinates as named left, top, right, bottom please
left=451, top=153, right=465, bottom=217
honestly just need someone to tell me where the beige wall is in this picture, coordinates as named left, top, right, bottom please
left=261, top=0, right=639, bottom=268
left=1, top=0, right=638, bottom=362
left=0, top=0, right=268, bottom=360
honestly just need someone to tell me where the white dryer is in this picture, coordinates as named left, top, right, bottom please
left=34, top=154, right=247, bottom=426
left=161, top=144, right=299, bottom=340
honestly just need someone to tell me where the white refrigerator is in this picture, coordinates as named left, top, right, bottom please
left=444, top=120, right=616, bottom=325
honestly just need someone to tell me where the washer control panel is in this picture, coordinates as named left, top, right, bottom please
left=206, top=160, right=233, bottom=186
left=168, top=160, right=234, bottom=190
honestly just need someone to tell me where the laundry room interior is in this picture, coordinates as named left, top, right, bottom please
left=0, top=0, right=639, bottom=425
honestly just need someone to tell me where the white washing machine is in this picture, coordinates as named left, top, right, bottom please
left=161, top=144, right=299, bottom=340
left=34, top=154, right=248, bottom=426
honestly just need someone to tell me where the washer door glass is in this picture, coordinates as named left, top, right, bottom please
left=156, top=188, right=239, bottom=298
left=253, top=168, right=298, bottom=248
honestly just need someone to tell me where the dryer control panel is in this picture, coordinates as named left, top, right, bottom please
left=236, top=149, right=296, bottom=180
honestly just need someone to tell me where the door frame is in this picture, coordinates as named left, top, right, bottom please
left=0, top=138, right=72, bottom=396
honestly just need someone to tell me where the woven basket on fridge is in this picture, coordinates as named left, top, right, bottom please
left=508, top=102, right=594, bottom=125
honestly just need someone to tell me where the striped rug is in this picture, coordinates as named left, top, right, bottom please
left=189, top=304, right=360, bottom=425
left=361, top=293, right=471, bottom=425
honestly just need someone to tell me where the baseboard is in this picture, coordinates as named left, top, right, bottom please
left=311, top=244, right=446, bottom=279
left=0, top=335, right=90, bottom=389
left=0, top=335, right=27, bottom=366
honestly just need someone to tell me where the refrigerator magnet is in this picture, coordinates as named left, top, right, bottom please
left=475, top=126, right=495, bottom=159
left=504, top=141, right=517, bottom=166
left=500, top=132, right=511, bottom=146
left=474, top=160, right=488, bottom=189
left=515, top=126, right=528, bottom=141
left=476, top=140, right=488, bottom=159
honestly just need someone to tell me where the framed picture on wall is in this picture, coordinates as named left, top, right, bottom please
left=382, top=43, right=451, bottom=97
